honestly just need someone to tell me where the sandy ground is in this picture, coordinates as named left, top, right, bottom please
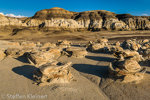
left=0, top=30, right=150, bottom=100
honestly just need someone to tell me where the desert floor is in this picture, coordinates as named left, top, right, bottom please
left=0, top=30, right=150, bottom=100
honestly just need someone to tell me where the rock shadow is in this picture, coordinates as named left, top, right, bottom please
left=12, top=65, right=37, bottom=80
left=72, top=64, right=109, bottom=78
left=85, top=56, right=115, bottom=62
left=14, top=56, right=29, bottom=63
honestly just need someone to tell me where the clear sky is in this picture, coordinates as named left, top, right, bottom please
left=0, top=0, right=150, bottom=17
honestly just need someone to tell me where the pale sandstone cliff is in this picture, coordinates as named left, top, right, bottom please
left=0, top=7, right=150, bottom=32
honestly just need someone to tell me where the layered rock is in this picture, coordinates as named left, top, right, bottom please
left=109, top=59, right=146, bottom=83
left=5, top=47, right=37, bottom=58
left=1, top=7, right=150, bottom=31
left=0, top=14, right=27, bottom=27
left=33, top=61, right=74, bottom=86
left=0, top=14, right=9, bottom=26
left=0, top=49, right=6, bottom=61
left=121, top=18, right=150, bottom=30
left=56, top=40, right=72, bottom=48
left=66, top=47, right=88, bottom=58
left=103, top=19, right=129, bottom=30
left=114, top=50, right=144, bottom=62
left=27, top=51, right=54, bottom=66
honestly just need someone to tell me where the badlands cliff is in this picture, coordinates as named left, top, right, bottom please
left=1, top=7, right=150, bottom=33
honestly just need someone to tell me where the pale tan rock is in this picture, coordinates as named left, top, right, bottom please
left=142, top=39, right=149, bottom=43
left=47, top=47, right=62, bottom=59
left=20, top=41, right=36, bottom=47
left=41, top=42, right=56, bottom=48
left=131, top=43, right=138, bottom=51
left=122, top=74, right=144, bottom=83
left=108, top=60, right=146, bottom=83
left=66, top=47, right=87, bottom=58
left=142, top=46, right=147, bottom=50
left=114, top=50, right=144, bottom=62
left=0, top=14, right=9, bottom=26
left=117, top=59, right=141, bottom=72
left=36, top=42, right=41, bottom=46
left=27, top=51, right=54, bottom=67
left=122, top=18, right=150, bottom=30
left=57, top=40, right=72, bottom=47
left=4, top=42, right=20, bottom=46
left=85, top=41, right=93, bottom=48
left=0, top=50, right=6, bottom=61
left=6, top=47, right=36, bottom=57
left=6, top=47, right=20, bottom=56
left=115, top=41, right=120, bottom=46
left=122, top=39, right=137, bottom=49
left=88, top=43, right=105, bottom=51
left=97, top=38, right=108, bottom=43
left=7, top=17, right=27, bottom=26
left=144, top=44, right=150, bottom=48
left=103, top=19, right=129, bottom=30
left=110, top=46, right=123, bottom=53
left=33, top=62, right=74, bottom=86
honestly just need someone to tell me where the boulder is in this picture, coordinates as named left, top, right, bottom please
left=47, top=47, right=62, bottom=59
left=5, top=47, right=37, bottom=57
left=57, top=40, right=72, bottom=48
left=87, top=43, right=105, bottom=52
left=20, top=41, right=36, bottom=47
left=0, top=50, right=6, bottom=61
left=33, top=62, right=74, bottom=86
left=40, top=42, right=56, bottom=48
left=27, top=51, right=54, bottom=67
left=4, top=42, right=20, bottom=46
left=114, top=50, right=144, bottom=62
left=66, top=47, right=87, bottom=58
left=108, top=59, right=146, bottom=83
left=115, top=41, right=120, bottom=46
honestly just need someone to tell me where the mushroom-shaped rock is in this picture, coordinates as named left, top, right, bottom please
left=108, top=59, right=146, bottom=83
left=116, top=59, right=141, bottom=72
left=33, top=62, right=74, bottom=86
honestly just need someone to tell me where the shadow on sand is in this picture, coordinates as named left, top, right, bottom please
left=72, top=64, right=109, bottom=78
left=14, top=56, right=29, bottom=63
left=85, top=56, right=115, bottom=62
left=12, top=65, right=37, bottom=80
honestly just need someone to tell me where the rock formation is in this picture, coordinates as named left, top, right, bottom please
left=33, top=61, right=74, bottom=86
left=56, top=40, right=72, bottom=48
left=27, top=51, right=54, bottom=67
left=66, top=47, right=88, bottom=58
left=1, top=7, right=150, bottom=33
left=0, top=49, right=6, bottom=61
left=109, top=59, right=146, bottom=83
left=109, top=47, right=146, bottom=83
left=5, top=47, right=37, bottom=58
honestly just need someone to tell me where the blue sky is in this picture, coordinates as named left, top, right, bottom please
left=0, top=0, right=150, bottom=17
